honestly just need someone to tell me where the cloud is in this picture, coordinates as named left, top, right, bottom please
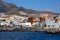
left=44, top=9, right=53, bottom=12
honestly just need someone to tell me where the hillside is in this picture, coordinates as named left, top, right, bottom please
left=0, top=0, right=60, bottom=16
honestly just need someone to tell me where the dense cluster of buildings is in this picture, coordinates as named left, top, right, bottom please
left=0, top=13, right=60, bottom=31
left=0, top=14, right=32, bottom=28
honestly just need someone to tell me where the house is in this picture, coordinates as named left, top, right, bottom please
left=0, top=21, right=10, bottom=26
left=39, top=17, right=45, bottom=22
left=13, top=22, right=32, bottom=27
left=32, top=18, right=39, bottom=26
left=57, top=16, right=60, bottom=23
left=43, top=19, right=60, bottom=29
left=0, top=14, right=10, bottom=26
left=21, top=22, right=32, bottom=27
left=28, top=17, right=35, bottom=24
left=10, top=15, right=28, bottom=22
left=40, top=14, right=49, bottom=17
left=32, top=22, right=39, bottom=28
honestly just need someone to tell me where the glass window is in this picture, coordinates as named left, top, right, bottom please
left=44, top=24, right=46, bottom=27
left=52, top=25, right=54, bottom=27
left=48, top=25, right=50, bottom=27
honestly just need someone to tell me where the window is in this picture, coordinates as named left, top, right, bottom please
left=52, top=25, right=54, bottom=27
left=48, top=25, right=50, bottom=27
left=44, top=24, right=46, bottom=27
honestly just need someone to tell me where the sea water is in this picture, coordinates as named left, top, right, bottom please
left=0, top=32, right=60, bottom=40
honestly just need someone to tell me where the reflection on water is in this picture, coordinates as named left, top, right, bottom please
left=0, top=32, right=60, bottom=40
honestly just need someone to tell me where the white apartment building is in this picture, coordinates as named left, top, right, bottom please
left=40, top=19, right=60, bottom=30
left=10, top=15, right=28, bottom=22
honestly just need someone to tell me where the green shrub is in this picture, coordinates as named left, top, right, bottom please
left=0, top=25, right=4, bottom=28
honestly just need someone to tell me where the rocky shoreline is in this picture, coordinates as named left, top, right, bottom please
left=45, top=31, right=60, bottom=34
left=0, top=27, right=43, bottom=32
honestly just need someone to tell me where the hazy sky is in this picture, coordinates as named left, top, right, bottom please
left=2, top=0, right=60, bottom=13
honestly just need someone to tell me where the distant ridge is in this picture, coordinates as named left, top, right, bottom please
left=0, top=0, right=60, bottom=15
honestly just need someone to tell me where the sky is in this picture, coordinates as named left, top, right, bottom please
left=2, top=0, right=60, bottom=13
